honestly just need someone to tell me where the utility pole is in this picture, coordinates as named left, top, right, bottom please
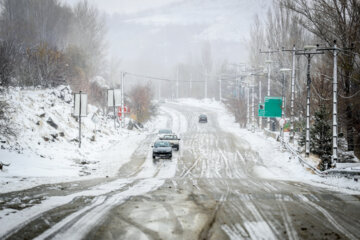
left=251, top=85, right=255, bottom=132
left=79, top=91, right=82, bottom=148
left=247, top=86, right=250, bottom=129
left=282, top=46, right=297, bottom=143
left=296, top=46, right=324, bottom=157
left=332, top=43, right=338, bottom=167
left=258, top=76, right=262, bottom=129
left=260, top=49, right=279, bottom=130
left=316, top=40, right=353, bottom=167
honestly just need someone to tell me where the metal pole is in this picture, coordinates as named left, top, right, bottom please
left=247, top=86, right=250, bottom=129
left=259, top=77, right=262, bottom=129
left=290, top=45, right=296, bottom=143
left=79, top=91, right=82, bottom=148
left=332, top=42, right=338, bottom=167
left=305, top=54, right=311, bottom=158
left=121, top=72, right=125, bottom=128
left=251, top=86, right=255, bottom=132
left=282, top=73, right=285, bottom=119
left=113, top=88, right=116, bottom=129
left=267, top=53, right=271, bottom=129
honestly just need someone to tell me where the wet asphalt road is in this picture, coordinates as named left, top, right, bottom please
left=1, top=102, right=360, bottom=240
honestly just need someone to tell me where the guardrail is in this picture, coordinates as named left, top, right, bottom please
left=264, top=129, right=360, bottom=180
left=283, top=141, right=325, bottom=176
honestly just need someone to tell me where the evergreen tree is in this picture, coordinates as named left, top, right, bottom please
left=311, top=105, right=332, bottom=169
left=298, top=105, right=332, bottom=170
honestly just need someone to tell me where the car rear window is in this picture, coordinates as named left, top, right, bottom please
left=163, top=135, right=176, bottom=140
left=159, top=129, right=172, bottom=134
left=155, top=141, right=170, bottom=147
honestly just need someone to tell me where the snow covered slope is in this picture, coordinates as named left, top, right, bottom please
left=0, top=86, right=156, bottom=193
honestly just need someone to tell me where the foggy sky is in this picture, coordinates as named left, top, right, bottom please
left=62, top=0, right=270, bottom=77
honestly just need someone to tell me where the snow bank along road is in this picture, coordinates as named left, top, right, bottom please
left=1, top=101, right=360, bottom=240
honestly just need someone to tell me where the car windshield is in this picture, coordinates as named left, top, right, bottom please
left=200, top=115, right=206, bottom=118
left=154, top=141, right=170, bottom=147
left=159, top=129, right=172, bottom=134
left=162, top=135, right=177, bottom=140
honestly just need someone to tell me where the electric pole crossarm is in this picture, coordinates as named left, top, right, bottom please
left=295, top=51, right=325, bottom=56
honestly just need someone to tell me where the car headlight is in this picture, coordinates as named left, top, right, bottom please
left=153, top=148, right=159, bottom=153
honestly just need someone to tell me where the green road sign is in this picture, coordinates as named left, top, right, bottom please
left=264, top=96, right=282, bottom=117
left=258, top=103, right=265, bottom=117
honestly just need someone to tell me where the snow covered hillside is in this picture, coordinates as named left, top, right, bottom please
left=0, top=86, right=160, bottom=193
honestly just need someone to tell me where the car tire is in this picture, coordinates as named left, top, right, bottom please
left=152, top=155, right=155, bottom=159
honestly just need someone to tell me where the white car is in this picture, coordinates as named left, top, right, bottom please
left=157, top=129, right=172, bottom=139
left=159, top=134, right=180, bottom=151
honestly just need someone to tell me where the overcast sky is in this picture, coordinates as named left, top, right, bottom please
left=62, top=0, right=270, bottom=77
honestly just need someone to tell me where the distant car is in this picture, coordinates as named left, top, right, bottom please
left=157, top=129, right=172, bottom=139
left=152, top=140, right=172, bottom=159
left=159, top=99, right=166, bottom=103
left=199, top=114, right=207, bottom=123
left=160, top=134, right=181, bottom=151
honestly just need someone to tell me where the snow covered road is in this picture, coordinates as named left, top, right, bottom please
left=1, top=100, right=360, bottom=239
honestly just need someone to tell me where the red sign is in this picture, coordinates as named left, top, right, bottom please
left=118, top=106, right=129, bottom=116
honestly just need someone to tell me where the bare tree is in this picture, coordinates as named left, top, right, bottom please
left=281, top=0, right=360, bottom=152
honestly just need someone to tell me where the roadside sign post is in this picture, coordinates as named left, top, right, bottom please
left=258, top=103, right=265, bottom=117
left=107, top=89, right=122, bottom=129
left=118, top=106, right=130, bottom=122
left=74, top=91, right=88, bottom=148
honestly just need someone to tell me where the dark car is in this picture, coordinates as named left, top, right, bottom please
left=152, top=140, right=172, bottom=159
left=199, top=114, right=207, bottom=123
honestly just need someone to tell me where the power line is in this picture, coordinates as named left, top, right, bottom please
left=338, top=89, right=360, bottom=99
